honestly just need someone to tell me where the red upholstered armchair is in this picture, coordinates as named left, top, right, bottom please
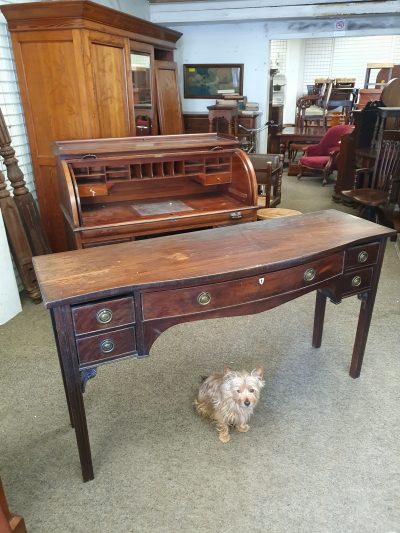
left=298, top=124, right=354, bottom=185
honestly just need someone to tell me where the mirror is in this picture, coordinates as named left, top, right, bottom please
left=131, top=52, right=152, bottom=108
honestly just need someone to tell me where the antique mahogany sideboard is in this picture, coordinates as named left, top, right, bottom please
left=33, top=210, right=395, bottom=482
left=54, top=133, right=258, bottom=249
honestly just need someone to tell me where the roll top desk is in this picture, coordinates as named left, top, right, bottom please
left=54, top=133, right=258, bottom=249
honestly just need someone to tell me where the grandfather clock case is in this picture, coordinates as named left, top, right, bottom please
left=1, top=0, right=182, bottom=252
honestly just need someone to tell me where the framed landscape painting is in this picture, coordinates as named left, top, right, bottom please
left=183, top=64, right=244, bottom=99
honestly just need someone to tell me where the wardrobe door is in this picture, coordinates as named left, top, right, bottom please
left=10, top=30, right=91, bottom=252
left=154, top=60, right=184, bottom=135
left=84, top=31, right=135, bottom=138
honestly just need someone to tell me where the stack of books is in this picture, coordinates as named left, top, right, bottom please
left=240, top=101, right=259, bottom=115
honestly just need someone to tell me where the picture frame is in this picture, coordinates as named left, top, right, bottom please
left=183, top=64, right=244, bottom=99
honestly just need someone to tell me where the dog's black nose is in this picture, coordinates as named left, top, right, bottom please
left=244, top=400, right=251, bottom=407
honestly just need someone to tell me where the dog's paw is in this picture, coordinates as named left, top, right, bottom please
left=218, top=431, right=230, bottom=443
left=236, top=423, right=249, bottom=433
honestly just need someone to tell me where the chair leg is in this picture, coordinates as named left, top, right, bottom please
left=297, top=164, right=303, bottom=181
left=359, top=205, right=376, bottom=221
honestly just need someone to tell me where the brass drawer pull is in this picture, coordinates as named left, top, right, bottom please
left=351, top=275, right=362, bottom=287
left=358, top=251, right=368, bottom=263
left=100, top=339, right=114, bottom=353
left=96, top=308, right=113, bottom=324
left=304, top=268, right=316, bottom=282
left=197, top=292, right=211, bottom=305
left=230, top=211, right=243, bottom=220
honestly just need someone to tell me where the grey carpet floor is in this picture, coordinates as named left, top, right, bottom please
left=1, top=173, right=399, bottom=533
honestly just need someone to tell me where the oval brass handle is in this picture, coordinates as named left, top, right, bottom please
left=230, top=211, right=243, bottom=220
left=358, top=251, right=368, bottom=263
left=96, top=308, right=113, bottom=324
left=100, top=339, right=114, bottom=353
left=197, top=292, right=211, bottom=305
left=351, top=275, right=362, bottom=287
left=304, top=268, right=316, bottom=282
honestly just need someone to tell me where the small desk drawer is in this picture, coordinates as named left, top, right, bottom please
left=72, top=297, right=135, bottom=335
left=341, top=268, right=373, bottom=296
left=76, top=327, right=136, bottom=364
left=344, top=242, right=379, bottom=270
left=142, top=252, right=343, bottom=320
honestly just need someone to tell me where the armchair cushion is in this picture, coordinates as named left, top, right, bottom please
left=300, top=155, right=330, bottom=169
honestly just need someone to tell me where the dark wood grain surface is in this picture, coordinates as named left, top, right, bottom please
left=33, top=210, right=395, bottom=307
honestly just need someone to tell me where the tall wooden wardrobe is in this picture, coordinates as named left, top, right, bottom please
left=1, top=1, right=182, bottom=252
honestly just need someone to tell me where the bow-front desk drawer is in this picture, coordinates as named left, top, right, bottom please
left=72, top=297, right=135, bottom=335
left=142, top=252, right=344, bottom=320
left=76, top=327, right=136, bottom=365
left=344, top=242, right=380, bottom=270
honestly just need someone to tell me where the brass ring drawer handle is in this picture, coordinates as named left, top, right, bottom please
left=100, top=339, right=115, bottom=353
left=351, top=275, right=362, bottom=287
left=197, top=292, right=212, bottom=305
left=96, top=308, right=113, bottom=324
left=358, top=251, right=368, bottom=263
left=304, top=268, right=316, bottom=282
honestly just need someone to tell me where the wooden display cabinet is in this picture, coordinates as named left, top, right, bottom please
left=54, top=133, right=259, bottom=249
left=183, top=112, right=261, bottom=150
left=1, top=1, right=182, bottom=252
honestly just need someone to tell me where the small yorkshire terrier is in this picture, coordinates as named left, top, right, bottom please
left=195, top=366, right=265, bottom=443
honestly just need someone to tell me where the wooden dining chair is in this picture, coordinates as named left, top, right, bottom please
left=296, top=80, right=334, bottom=129
left=341, top=130, right=400, bottom=222
left=248, top=153, right=284, bottom=208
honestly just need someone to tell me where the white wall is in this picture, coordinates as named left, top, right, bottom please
left=0, top=210, right=21, bottom=324
left=172, top=22, right=270, bottom=150
left=94, top=0, right=149, bottom=19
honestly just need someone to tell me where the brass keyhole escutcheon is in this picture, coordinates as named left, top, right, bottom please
left=197, top=292, right=211, bottom=305
left=358, top=251, right=368, bottom=263
left=96, top=308, right=113, bottom=324
left=304, top=268, right=316, bottom=282
left=351, top=275, right=362, bottom=287
left=100, top=339, right=114, bottom=353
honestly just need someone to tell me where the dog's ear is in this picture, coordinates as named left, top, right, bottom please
left=223, top=365, right=232, bottom=374
left=251, top=367, right=264, bottom=380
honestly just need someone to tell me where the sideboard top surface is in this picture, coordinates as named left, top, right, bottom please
left=33, top=210, right=396, bottom=308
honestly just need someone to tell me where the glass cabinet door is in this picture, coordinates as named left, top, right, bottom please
left=131, top=50, right=153, bottom=135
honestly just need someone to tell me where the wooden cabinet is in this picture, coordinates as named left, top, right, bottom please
left=183, top=112, right=261, bottom=150
left=54, top=133, right=258, bottom=249
left=1, top=1, right=182, bottom=252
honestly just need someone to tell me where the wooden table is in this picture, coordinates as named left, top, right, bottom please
left=33, top=210, right=395, bottom=482
left=268, top=126, right=325, bottom=160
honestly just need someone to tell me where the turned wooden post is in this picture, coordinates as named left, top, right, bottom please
left=0, top=170, right=41, bottom=302
left=0, top=107, right=51, bottom=255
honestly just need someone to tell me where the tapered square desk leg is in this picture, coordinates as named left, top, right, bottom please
left=349, top=292, right=376, bottom=379
left=312, top=289, right=327, bottom=348
left=349, top=239, right=386, bottom=379
left=52, top=306, right=94, bottom=482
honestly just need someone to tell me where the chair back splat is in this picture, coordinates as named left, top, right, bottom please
left=342, top=130, right=400, bottom=223
left=248, top=153, right=284, bottom=208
